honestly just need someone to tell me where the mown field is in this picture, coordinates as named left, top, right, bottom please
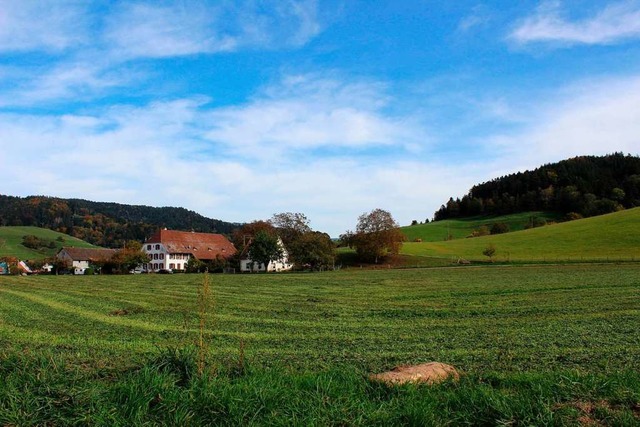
left=0, top=226, right=96, bottom=260
left=1, top=265, right=639, bottom=425
left=401, top=207, right=640, bottom=262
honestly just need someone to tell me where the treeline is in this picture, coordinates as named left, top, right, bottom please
left=434, top=153, right=640, bottom=220
left=0, top=196, right=240, bottom=248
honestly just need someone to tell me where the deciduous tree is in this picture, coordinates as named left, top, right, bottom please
left=270, top=212, right=311, bottom=247
left=288, top=231, right=335, bottom=271
left=350, top=209, right=405, bottom=263
left=248, top=231, right=284, bottom=272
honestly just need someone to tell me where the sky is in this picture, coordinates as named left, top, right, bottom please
left=1, top=0, right=639, bottom=236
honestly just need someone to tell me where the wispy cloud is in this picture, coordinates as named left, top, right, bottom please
left=0, top=95, right=447, bottom=233
left=0, top=60, right=139, bottom=106
left=457, top=5, right=491, bottom=33
left=0, top=0, right=89, bottom=52
left=0, top=1, right=324, bottom=105
left=204, top=74, right=427, bottom=158
left=103, top=3, right=236, bottom=59
left=103, top=0, right=322, bottom=59
left=510, top=0, right=640, bottom=46
left=488, top=74, right=640, bottom=173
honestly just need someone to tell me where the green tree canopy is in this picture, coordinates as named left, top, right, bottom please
left=248, top=231, right=284, bottom=273
left=288, top=231, right=335, bottom=271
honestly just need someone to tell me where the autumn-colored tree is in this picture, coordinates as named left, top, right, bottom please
left=112, top=248, right=149, bottom=273
left=231, top=221, right=276, bottom=253
left=270, top=212, right=311, bottom=247
left=351, top=209, right=405, bottom=263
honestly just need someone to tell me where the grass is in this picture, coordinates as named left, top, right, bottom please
left=1, top=264, right=639, bottom=424
left=401, top=211, right=561, bottom=242
left=0, top=226, right=97, bottom=260
left=401, top=207, right=640, bottom=262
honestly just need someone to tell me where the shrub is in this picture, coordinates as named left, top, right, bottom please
left=482, top=244, right=496, bottom=262
left=490, top=223, right=509, bottom=235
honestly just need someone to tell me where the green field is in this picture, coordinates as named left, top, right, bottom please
left=401, top=207, right=640, bottom=262
left=1, top=265, right=639, bottom=425
left=0, top=226, right=97, bottom=260
left=401, top=211, right=561, bottom=242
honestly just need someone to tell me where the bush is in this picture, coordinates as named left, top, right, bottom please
left=565, top=212, right=583, bottom=221
left=490, top=223, right=509, bottom=235
left=482, top=244, right=496, bottom=262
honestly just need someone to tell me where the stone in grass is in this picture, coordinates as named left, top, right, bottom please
left=370, top=362, right=459, bottom=385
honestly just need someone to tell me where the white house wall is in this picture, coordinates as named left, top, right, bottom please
left=142, top=243, right=190, bottom=272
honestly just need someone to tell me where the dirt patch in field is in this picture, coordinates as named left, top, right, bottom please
left=370, top=362, right=459, bottom=385
left=109, top=306, right=145, bottom=316
left=554, top=400, right=640, bottom=425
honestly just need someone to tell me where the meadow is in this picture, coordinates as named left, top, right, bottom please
left=0, top=226, right=96, bottom=260
left=1, top=264, right=639, bottom=425
left=401, top=211, right=561, bottom=242
left=401, top=208, right=640, bottom=263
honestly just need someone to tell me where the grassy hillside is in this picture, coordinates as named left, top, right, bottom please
left=0, top=226, right=96, bottom=260
left=1, top=266, right=638, bottom=424
left=401, top=211, right=560, bottom=242
left=401, top=207, right=640, bottom=262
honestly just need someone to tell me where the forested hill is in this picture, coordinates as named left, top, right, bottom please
left=0, top=196, right=241, bottom=248
left=433, top=153, right=640, bottom=221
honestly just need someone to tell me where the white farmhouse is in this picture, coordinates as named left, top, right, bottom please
left=239, top=237, right=293, bottom=273
left=142, top=229, right=236, bottom=272
left=56, top=247, right=118, bottom=274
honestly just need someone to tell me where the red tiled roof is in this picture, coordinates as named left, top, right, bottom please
left=145, top=229, right=236, bottom=260
left=58, top=247, right=118, bottom=261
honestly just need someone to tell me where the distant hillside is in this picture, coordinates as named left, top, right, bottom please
left=434, top=153, right=640, bottom=221
left=401, top=211, right=561, bottom=242
left=402, top=207, right=640, bottom=261
left=0, top=226, right=97, bottom=260
left=0, top=196, right=241, bottom=248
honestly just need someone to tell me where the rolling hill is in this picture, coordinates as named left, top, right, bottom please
left=401, top=207, right=640, bottom=262
left=0, top=195, right=241, bottom=248
left=433, top=153, right=640, bottom=221
left=0, top=226, right=97, bottom=260
left=401, top=211, right=561, bottom=242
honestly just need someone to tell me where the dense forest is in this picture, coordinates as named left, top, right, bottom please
left=0, top=196, right=240, bottom=248
left=433, top=153, right=640, bottom=220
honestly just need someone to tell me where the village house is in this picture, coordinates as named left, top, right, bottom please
left=239, top=237, right=293, bottom=273
left=56, top=247, right=118, bottom=275
left=142, top=229, right=236, bottom=272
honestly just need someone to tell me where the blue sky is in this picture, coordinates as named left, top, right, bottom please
left=1, top=0, right=639, bottom=236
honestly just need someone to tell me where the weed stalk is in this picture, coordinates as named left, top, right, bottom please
left=197, top=271, right=212, bottom=376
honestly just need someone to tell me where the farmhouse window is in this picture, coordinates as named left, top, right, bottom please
left=147, top=245, right=151, bottom=250
left=155, top=244, right=160, bottom=250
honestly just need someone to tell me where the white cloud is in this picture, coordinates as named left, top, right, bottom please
left=232, top=0, right=322, bottom=48
left=0, top=60, right=138, bottom=106
left=103, top=3, right=237, bottom=59
left=510, top=0, right=640, bottom=45
left=0, top=84, right=439, bottom=236
left=457, top=6, right=491, bottom=33
left=0, top=0, right=89, bottom=52
left=205, top=75, right=427, bottom=157
left=487, top=74, right=640, bottom=173
left=103, top=0, right=321, bottom=59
